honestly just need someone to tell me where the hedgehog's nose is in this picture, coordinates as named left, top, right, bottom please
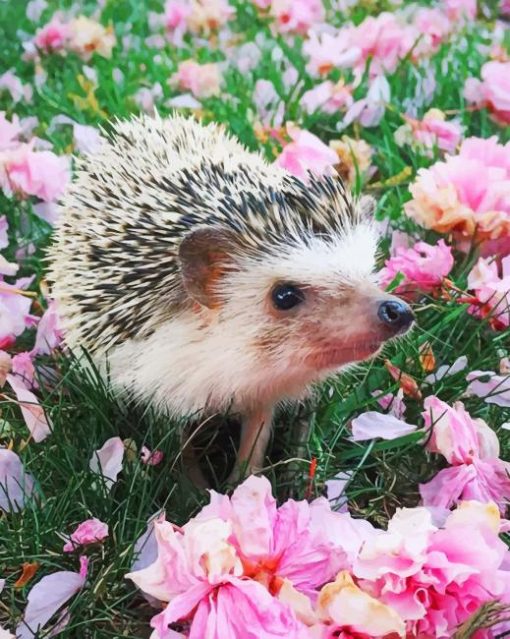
left=378, top=300, right=414, bottom=333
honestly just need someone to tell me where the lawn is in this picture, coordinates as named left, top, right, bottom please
left=1, top=0, right=510, bottom=637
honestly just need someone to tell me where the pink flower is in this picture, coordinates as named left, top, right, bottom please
left=31, top=299, right=63, bottom=355
left=466, top=256, right=510, bottom=329
left=443, top=0, right=477, bottom=20
left=270, top=0, right=325, bottom=35
left=412, top=7, right=452, bottom=49
left=396, top=109, right=463, bottom=155
left=127, top=517, right=303, bottom=639
left=303, top=31, right=360, bottom=77
left=371, top=389, right=406, bottom=419
left=301, top=80, right=353, bottom=115
left=89, top=436, right=125, bottom=490
left=0, top=277, right=36, bottom=347
left=0, top=143, right=70, bottom=202
left=405, top=136, right=510, bottom=244
left=0, top=112, right=22, bottom=151
left=310, top=571, right=405, bottom=638
left=464, top=61, right=510, bottom=126
left=419, top=396, right=510, bottom=513
left=275, top=124, right=338, bottom=183
left=379, top=239, right=454, bottom=293
left=163, top=0, right=191, bottom=34
left=63, top=517, right=109, bottom=552
left=171, top=60, right=222, bottom=99
left=0, top=71, right=33, bottom=104
left=343, top=75, right=390, bottom=128
left=11, top=352, right=36, bottom=388
left=34, top=15, right=70, bottom=51
left=67, top=16, right=116, bottom=60
left=140, top=446, right=164, bottom=466
left=353, top=502, right=509, bottom=637
left=181, top=0, right=235, bottom=35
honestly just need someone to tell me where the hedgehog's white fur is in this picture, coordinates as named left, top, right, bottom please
left=48, top=114, right=411, bottom=480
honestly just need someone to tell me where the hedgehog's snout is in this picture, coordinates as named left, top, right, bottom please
left=377, top=299, right=414, bottom=334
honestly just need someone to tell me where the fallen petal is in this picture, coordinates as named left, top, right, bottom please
left=351, top=411, right=418, bottom=441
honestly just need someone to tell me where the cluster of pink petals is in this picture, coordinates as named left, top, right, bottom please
left=63, top=517, right=109, bottom=552
left=419, top=396, right=510, bottom=514
left=443, top=0, right=477, bottom=20
left=163, top=0, right=235, bottom=38
left=127, top=475, right=510, bottom=639
left=275, top=124, right=338, bottom=183
left=301, top=80, right=353, bottom=115
left=464, top=61, right=510, bottom=126
left=379, top=239, right=454, bottom=293
left=466, top=256, right=510, bottom=329
left=0, top=111, right=70, bottom=205
left=405, top=136, right=510, bottom=244
left=269, top=0, right=325, bottom=35
left=170, top=60, right=222, bottom=99
left=395, top=109, right=463, bottom=155
left=33, top=14, right=116, bottom=60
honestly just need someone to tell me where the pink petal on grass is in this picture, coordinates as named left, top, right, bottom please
left=63, top=517, right=109, bottom=553
left=89, top=436, right=124, bottom=489
left=351, top=411, right=418, bottom=441
left=16, top=559, right=87, bottom=639
left=5, top=373, right=51, bottom=442
left=466, top=370, right=510, bottom=407
left=0, top=448, right=35, bottom=512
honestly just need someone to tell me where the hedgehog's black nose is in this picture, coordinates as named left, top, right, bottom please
left=378, top=300, right=414, bottom=333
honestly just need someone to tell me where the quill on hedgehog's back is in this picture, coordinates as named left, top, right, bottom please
left=48, top=114, right=414, bottom=482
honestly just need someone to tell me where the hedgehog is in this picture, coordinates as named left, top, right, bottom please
left=47, top=113, right=414, bottom=484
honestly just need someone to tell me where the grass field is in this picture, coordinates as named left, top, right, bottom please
left=1, top=0, right=510, bottom=637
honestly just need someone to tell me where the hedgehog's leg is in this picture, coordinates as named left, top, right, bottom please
left=228, top=407, right=273, bottom=483
left=181, top=425, right=210, bottom=489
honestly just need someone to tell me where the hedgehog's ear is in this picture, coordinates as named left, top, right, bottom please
left=178, top=226, right=238, bottom=308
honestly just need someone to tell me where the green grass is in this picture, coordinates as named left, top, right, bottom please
left=1, top=0, right=509, bottom=636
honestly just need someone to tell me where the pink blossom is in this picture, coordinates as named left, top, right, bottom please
left=34, top=15, right=70, bottom=52
left=303, top=31, right=360, bottom=77
left=140, top=446, right=164, bottom=466
left=270, top=0, right=325, bottom=35
left=412, top=7, right=452, bottom=49
left=0, top=448, right=35, bottom=513
left=380, top=239, right=454, bottom=292
left=275, top=124, right=338, bottom=183
left=353, top=502, right=510, bottom=637
left=127, top=516, right=303, bottom=639
left=466, top=256, right=510, bottom=329
left=67, top=16, right=116, bottom=60
left=466, top=370, right=510, bottom=407
left=397, top=109, right=463, bottom=155
left=0, top=143, right=70, bottom=202
left=464, top=61, right=510, bottom=126
left=16, top=557, right=88, bottom=639
left=443, top=0, right=477, bottom=20
left=11, top=352, right=36, bottom=388
left=32, top=299, right=63, bottom=355
left=0, top=71, right=33, bottom=104
left=301, top=80, right=353, bottom=115
left=420, top=396, right=510, bottom=513
left=63, top=517, right=109, bottom=552
left=0, top=112, right=22, bottom=151
left=171, top=60, right=222, bottom=99
left=163, top=0, right=192, bottom=35
left=405, top=136, right=510, bottom=244
left=183, top=0, right=235, bottom=35
left=5, top=373, right=52, bottom=442
left=0, top=278, right=36, bottom=347
left=343, top=75, right=390, bottom=128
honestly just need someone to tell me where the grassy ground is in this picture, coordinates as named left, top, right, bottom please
left=1, top=0, right=509, bottom=636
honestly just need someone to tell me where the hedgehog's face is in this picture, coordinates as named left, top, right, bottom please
left=178, top=222, right=414, bottom=400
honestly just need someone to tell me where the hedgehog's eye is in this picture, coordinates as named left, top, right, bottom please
left=271, top=283, right=305, bottom=311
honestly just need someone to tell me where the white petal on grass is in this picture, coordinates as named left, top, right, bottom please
left=89, top=437, right=124, bottom=489
left=351, top=412, right=418, bottom=442
left=0, top=448, right=35, bottom=512
left=466, top=370, right=510, bottom=407
left=15, top=568, right=86, bottom=639
left=424, top=356, right=468, bottom=384
left=325, top=471, right=352, bottom=512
